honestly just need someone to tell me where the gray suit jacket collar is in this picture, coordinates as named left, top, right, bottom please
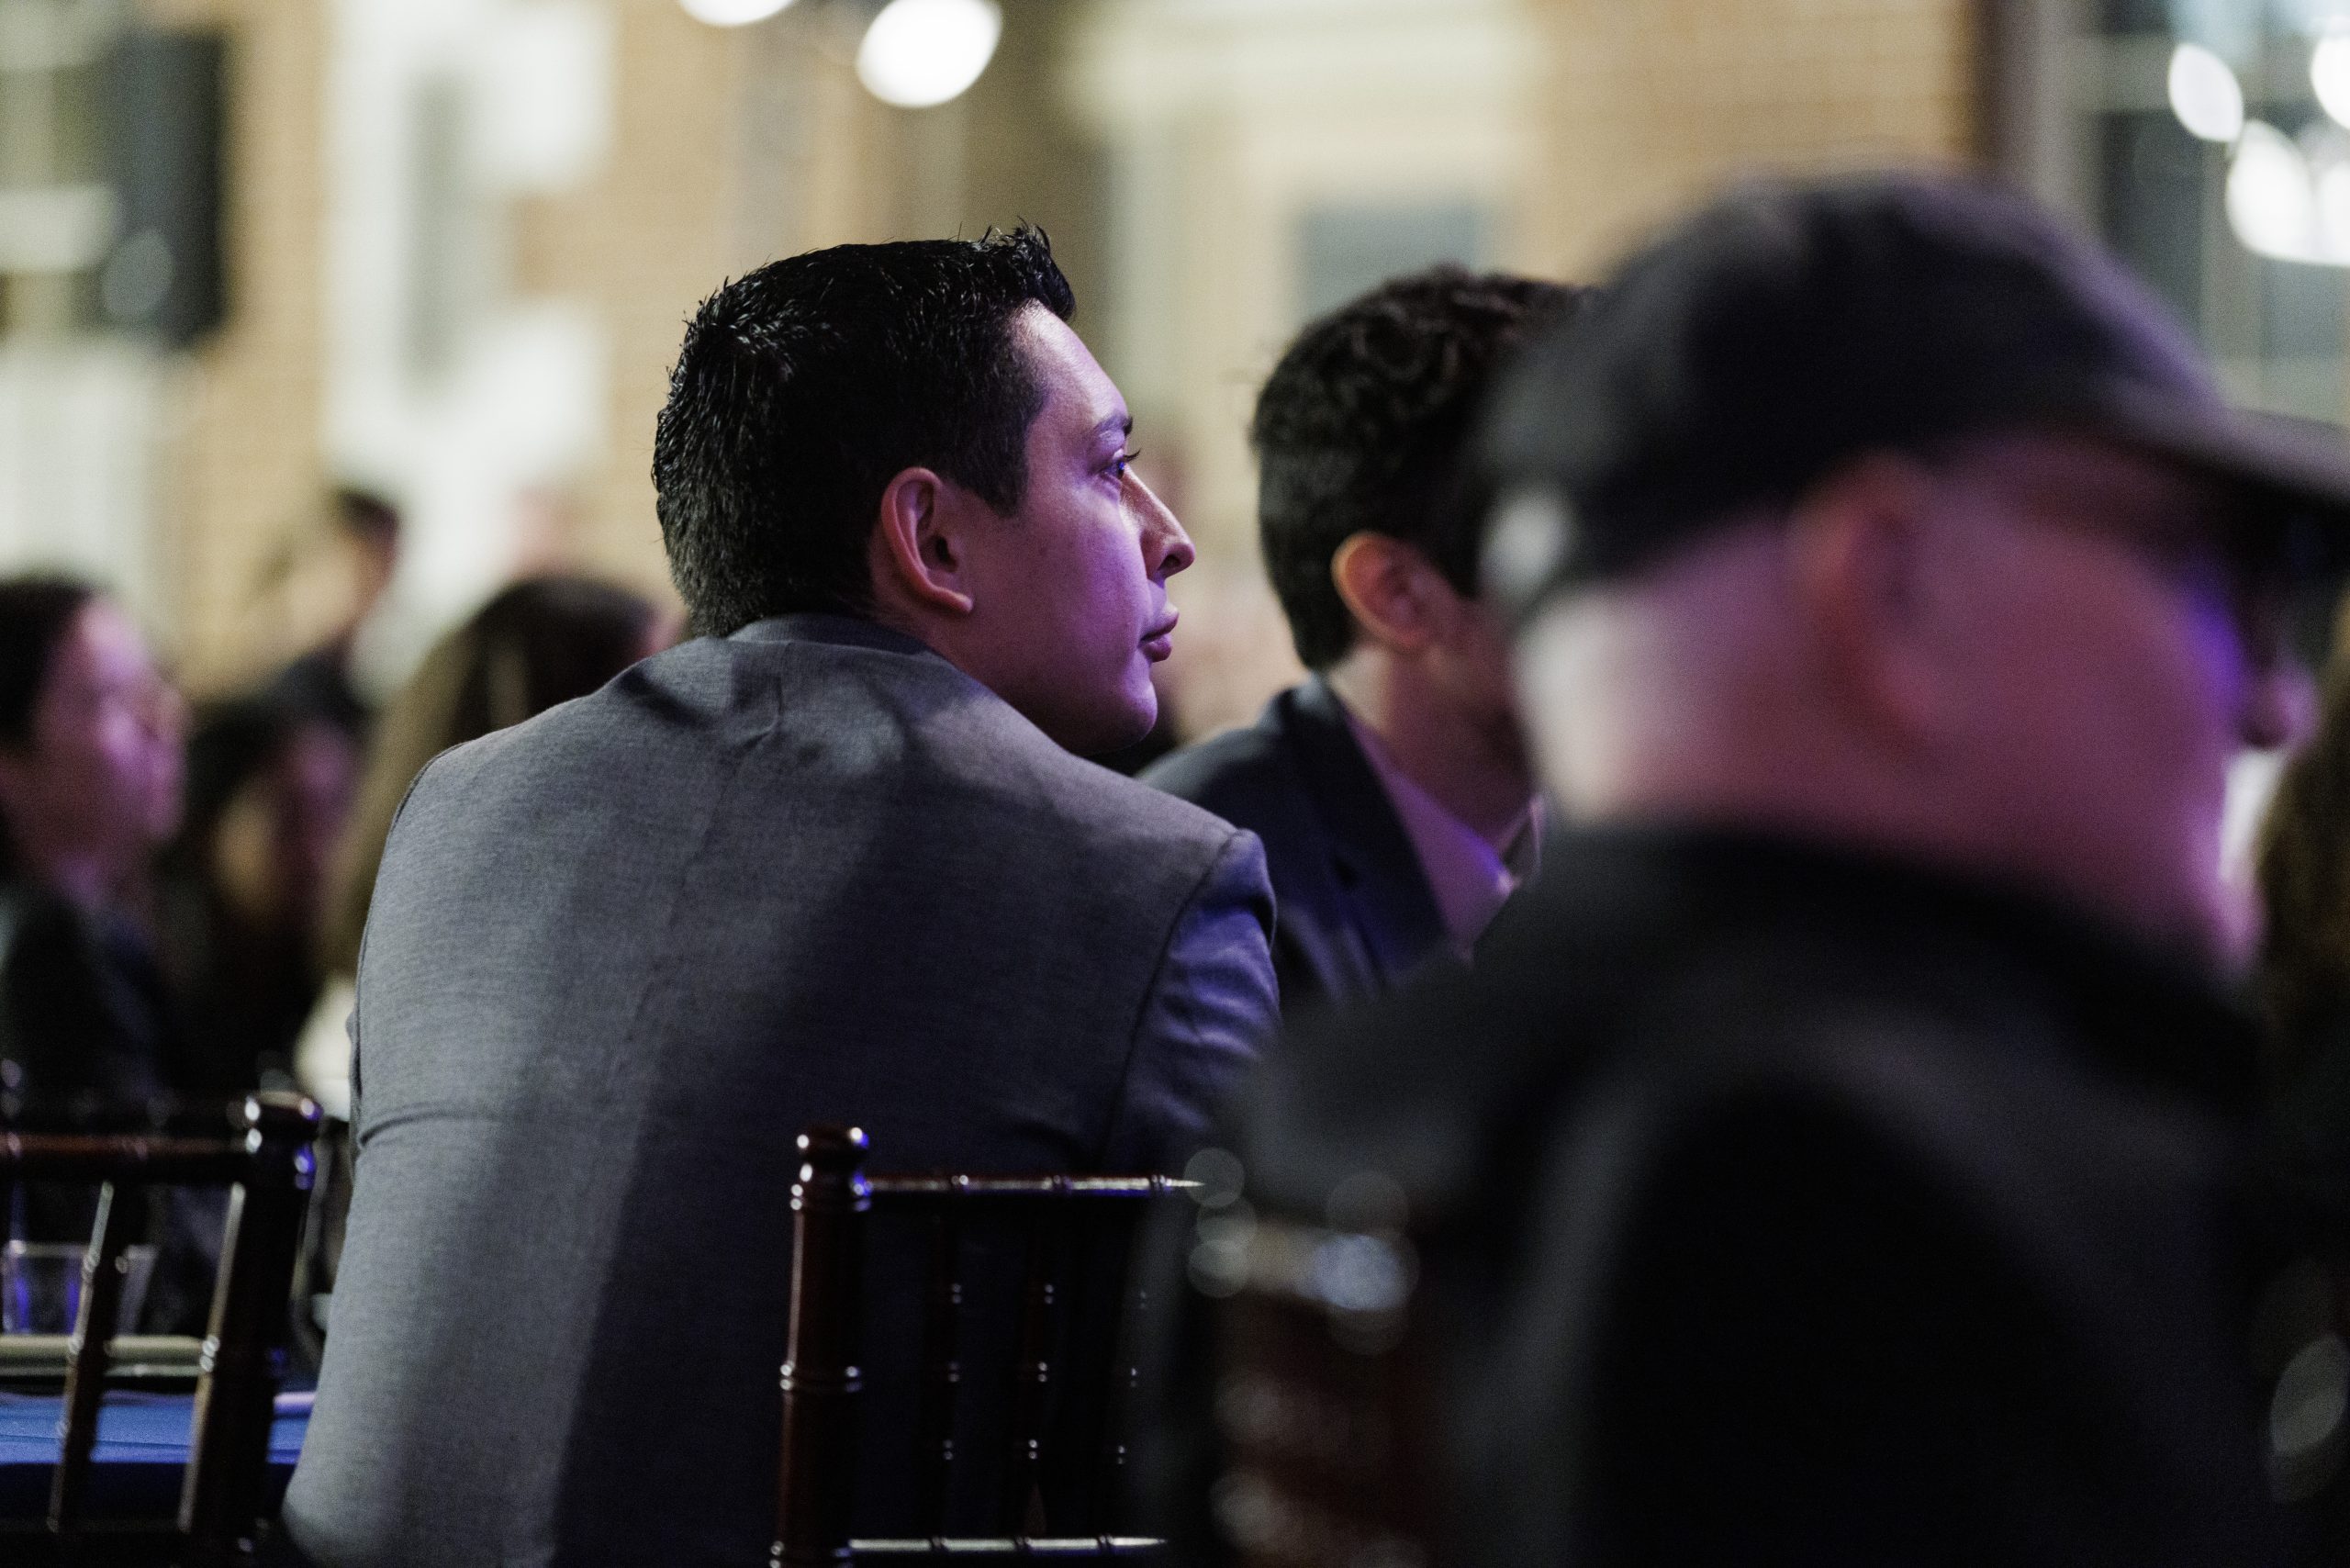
left=731, top=613, right=944, bottom=662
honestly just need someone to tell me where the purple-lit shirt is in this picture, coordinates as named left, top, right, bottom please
left=1345, top=709, right=1539, bottom=958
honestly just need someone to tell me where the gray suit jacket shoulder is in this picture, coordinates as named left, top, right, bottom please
left=285, top=615, right=1275, bottom=1566
left=1143, top=676, right=1445, bottom=1015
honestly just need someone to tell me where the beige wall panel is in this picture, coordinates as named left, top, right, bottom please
left=1530, top=0, right=1976, bottom=279
left=139, top=0, right=328, bottom=694
left=512, top=0, right=745, bottom=605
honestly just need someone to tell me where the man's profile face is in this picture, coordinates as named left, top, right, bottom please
left=955, top=308, right=1194, bottom=755
left=1930, top=433, right=2311, bottom=961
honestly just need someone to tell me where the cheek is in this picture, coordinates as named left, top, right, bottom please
left=2045, top=593, right=2241, bottom=851
left=33, top=723, right=109, bottom=800
left=1069, top=532, right=1148, bottom=643
left=72, top=715, right=170, bottom=830
left=97, top=715, right=154, bottom=788
left=1947, top=581, right=2202, bottom=806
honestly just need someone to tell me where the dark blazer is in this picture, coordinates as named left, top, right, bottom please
left=1154, top=827, right=2288, bottom=1566
left=285, top=616, right=1278, bottom=1567
left=1142, top=677, right=1444, bottom=1014
left=0, top=883, right=177, bottom=1134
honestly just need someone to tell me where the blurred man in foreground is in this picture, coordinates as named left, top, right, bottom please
left=1146, top=270, right=1576, bottom=1012
left=1168, top=177, right=2347, bottom=1564
left=287, top=230, right=1276, bottom=1564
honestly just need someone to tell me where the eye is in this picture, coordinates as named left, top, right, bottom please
left=1108, top=448, right=1141, bottom=482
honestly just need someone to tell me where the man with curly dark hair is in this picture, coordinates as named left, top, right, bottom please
left=1145, top=267, right=1579, bottom=1012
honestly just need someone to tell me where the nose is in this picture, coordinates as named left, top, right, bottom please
left=1128, top=472, right=1195, bottom=582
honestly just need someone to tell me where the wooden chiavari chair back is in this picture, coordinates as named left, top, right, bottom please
left=0, top=1092, right=320, bottom=1566
left=775, top=1126, right=1184, bottom=1565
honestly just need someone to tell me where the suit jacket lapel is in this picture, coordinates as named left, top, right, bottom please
left=1285, top=677, right=1449, bottom=986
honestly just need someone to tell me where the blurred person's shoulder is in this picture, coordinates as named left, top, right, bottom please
left=1235, top=824, right=2255, bottom=1235
left=1142, top=679, right=1340, bottom=834
left=1140, top=681, right=1351, bottom=903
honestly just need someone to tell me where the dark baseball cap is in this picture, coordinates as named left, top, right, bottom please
left=1482, top=173, right=2350, bottom=623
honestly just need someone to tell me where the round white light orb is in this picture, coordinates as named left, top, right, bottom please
left=677, top=0, right=793, bottom=27
left=2317, top=35, right=2350, bottom=130
left=857, top=0, right=1002, bottom=109
left=2228, top=120, right=2319, bottom=263
left=2168, top=41, right=2245, bottom=144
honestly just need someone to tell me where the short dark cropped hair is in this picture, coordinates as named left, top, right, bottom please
left=1255, top=267, right=1580, bottom=670
left=652, top=228, right=1076, bottom=637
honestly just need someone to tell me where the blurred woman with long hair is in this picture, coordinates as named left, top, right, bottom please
left=299, top=576, right=667, bottom=1114
left=0, top=576, right=185, bottom=1134
left=156, top=697, right=359, bottom=1101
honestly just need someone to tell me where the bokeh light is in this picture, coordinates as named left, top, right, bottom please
left=2169, top=41, right=2245, bottom=143
left=856, top=0, right=1002, bottom=109
left=677, top=0, right=795, bottom=28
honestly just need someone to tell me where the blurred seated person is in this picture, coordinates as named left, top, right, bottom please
left=2248, top=604, right=2350, bottom=1550
left=1155, top=176, right=2344, bottom=1566
left=0, top=577, right=194, bottom=1305
left=1145, top=269, right=1576, bottom=1011
left=266, top=487, right=400, bottom=744
left=2255, top=626, right=2350, bottom=1215
left=0, top=577, right=185, bottom=1139
left=285, top=230, right=1275, bottom=1565
left=154, top=697, right=358, bottom=1103
left=292, top=574, right=669, bottom=1120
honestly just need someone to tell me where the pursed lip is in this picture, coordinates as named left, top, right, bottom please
left=1141, top=610, right=1179, bottom=661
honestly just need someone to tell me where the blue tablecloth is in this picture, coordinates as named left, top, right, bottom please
left=0, top=1390, right=308, bottom=1516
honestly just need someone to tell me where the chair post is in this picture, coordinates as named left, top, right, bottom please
left=775, top=1126, right=871, bottom=1568
left=179, top=1093, right=320, bottom=1567
left=1091, top=1182, right=1177, bottom=1528
left=49, top=1179, right=136, bottom=1530
left=999, top=1182, right=1069, bottom=1534
left=911, top=1204, right=964, bottom=1535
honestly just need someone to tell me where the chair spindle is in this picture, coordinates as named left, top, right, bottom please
left=998, top=1183, right=1068, bottom=1534
left=911, top=1203, right=964, bottom=1535
left=1091, top=1201, right=1158, bottom=1529
left=49, top=1179, right=136, bottom=1529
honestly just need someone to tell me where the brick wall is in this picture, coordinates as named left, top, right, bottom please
left=143, top=0, right=1982, bottom=693
left=509, top=0, right=746, bottom=609
left=1530, top=0, right=1975, bottom=280
left=139, top=0, right=327, bottom=692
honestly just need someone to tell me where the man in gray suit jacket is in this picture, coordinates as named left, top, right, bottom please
left=284, top=230, right=1276, bottom=1566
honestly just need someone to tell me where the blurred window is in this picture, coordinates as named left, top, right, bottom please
left=0, top=0, right=113, bottom=333
left=2083, top=5, right=2350, bottom=422
left=0, top=1, right=221, bottom=345
left=2103, top=0, right=2171, bottom=31
left=1295, top=202, right=1492, bottom=324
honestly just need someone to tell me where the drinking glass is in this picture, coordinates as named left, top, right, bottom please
left=2, top=1240, right=156, bottom=1333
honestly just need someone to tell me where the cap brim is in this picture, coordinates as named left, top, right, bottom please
left=2085, top=392, right=2350, bottom=574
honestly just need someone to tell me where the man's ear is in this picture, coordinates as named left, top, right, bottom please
left=1785, top=454, right=1944, bottom=743
left=1331, top=532, right=1458, bottom=654
left=872, top=466, right=977, bottom=618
